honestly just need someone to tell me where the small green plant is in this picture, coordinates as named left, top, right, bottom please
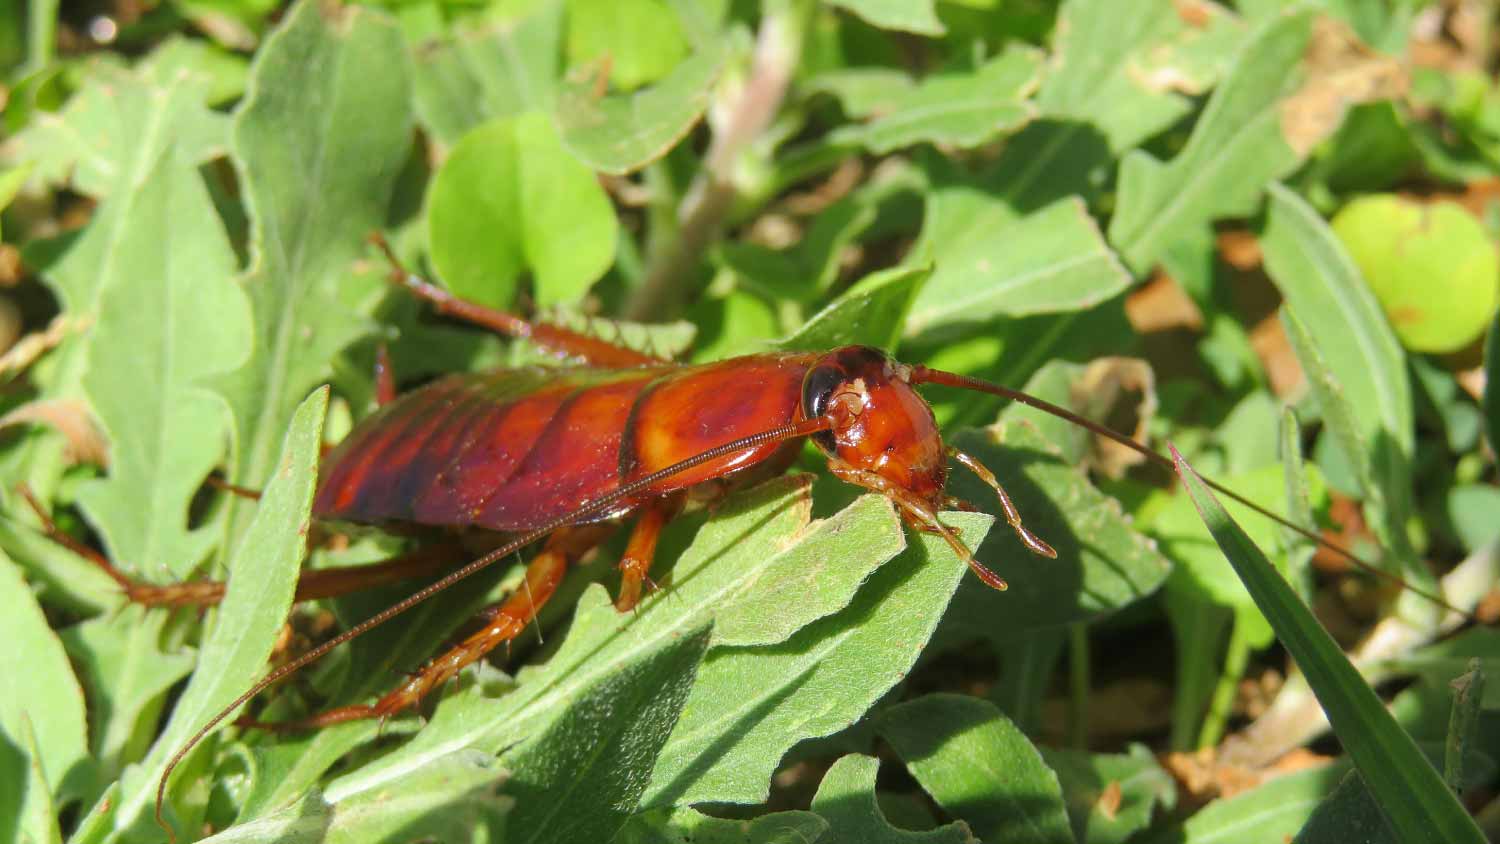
left=0, top=2, right=1496, bottom=843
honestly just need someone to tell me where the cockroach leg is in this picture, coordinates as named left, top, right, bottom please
left=240, top=527, right=596, bottom=731
left=947, top=447, right=1057, bottom=560
left=368, top=232, right=663, bottom=368
left=615, top=496, right=680, bottom=613
left=826, top=459, right=1008, bottom=591
left=374, top=342, right=397, bottom=407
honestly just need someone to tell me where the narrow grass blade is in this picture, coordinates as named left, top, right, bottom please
left=1171, top=447, right=1484, bottom=844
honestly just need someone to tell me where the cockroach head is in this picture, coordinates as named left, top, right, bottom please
left=800, top=346, right=946, bottom=505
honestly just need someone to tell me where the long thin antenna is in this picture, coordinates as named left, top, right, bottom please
left=909, top=365, right=1470, bottom=619
left=155, top=415, right=831, bottom=840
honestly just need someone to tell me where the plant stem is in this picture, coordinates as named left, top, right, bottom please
left=1197, top=616, right=1250, bottom=749
left=1066, top=622, right=1089, bottom=749
left=623, top=1, right=805, bottom=321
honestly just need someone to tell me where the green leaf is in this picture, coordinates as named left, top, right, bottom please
left=4, top=63, right=227, bottom=200
left=1173, top=450, right=1487, bottom=844
left=1444, top=660, right=1485, bottom=792
left=1292, top=769, right=1397, bottom=844
left=565, top=0, right=688, bottom=91
left=0, top=549, right=89, bottom=807
left=1040, top=744, right=1175, bottom=844
left=1485, top=311, right=1500, bottom=452
left=75, top=151, right=250, bottom=580
left=59, top=608, right=195, bottom=789
left=1279, top=308, right=1377, bottom=502
left=826, top=48, right=1040, bottom=153
left=217, top=0, right=412, bottom=531
left=878, top=694, right=1073, bottom=844
left=0, top=163, right=32, bottom=242
left=909, top=197, right=1130, bottom=337
left=409, top=4, right=562, bottom=148
left=938, top=421, right=1170, bottom=641
left=12, top=717, right=64, bottom=844
left=1152, top=761, right=1350, bottom=844
left=115, top=387, right=326, bottom=839
left=197, top=750, right=508, bottom=844
left=811, top=755, right=976, bottom=844
left=774, top=264, right=927, bottom=354
left=427, top=113, right=618, bottom=309
left=1108, top=9, right=1314, bottom=273
left=557, top=41, right=725, bottom=174
left=641, top=511, right=990, bottom=807
left=617, top=807, right=830, bottom=844
left=504, top=623, right=711, bottom=844
left=825, top=0, right=944, bottom=37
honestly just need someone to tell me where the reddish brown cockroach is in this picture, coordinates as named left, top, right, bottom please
left=132, top=238, right=1459, bottom=835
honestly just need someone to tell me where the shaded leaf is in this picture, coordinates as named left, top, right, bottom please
left=811, top=755, right=976, bottom=844
left=825, top=0, right=944, bottom=36
left=1040, top=744, right=1175, bottom=844
left=878, top=694, right=1073, bottom=844
left=428, top=113, right=618, bottom=309
left=1292, top=769, right=1397, bottom=844
left=617, top=807, right=829, bottom=844
left=1148, top=762, right=1350, bottom=844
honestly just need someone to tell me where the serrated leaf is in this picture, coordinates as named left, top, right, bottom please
left=878, top=695, right=1073, bottom=844
left=59, top=607, right=195, bottom=790
left=504, top=623, right=711, bottom=844
left=198, top=749, right=508, bottom=844
left=811, top=755, right=976, bottom=844
left=1040, top=744, right=1175, bottom=844
left=909, top=196, right=1130, bottom=337
left=825, top=0, right=944, bottom=36
left=428, top=113, right=618, bottom=309
left=774, top=264, right=927, bottom=354
left=557, top=41, right=724, bottom=174
left=826, top=48, right=1041, bottom=153
left=74, top=151, right=249, bottom=580
left=3, top=63, right=227, bottom=199
left=0, top=549, right=89, bottom=807
left=1108, top=9, right=1314, bottom=273
left=938, top=421, right=1170, bottom=641
left=409, top=3, right=562, bottom=147
left=114, top=387, right=326, bottom=840
left=564, top=0, right=688, bottom=92
left=1175, top=451, right=1487, bottom=844
left=216, top=0, right=411, bottom=541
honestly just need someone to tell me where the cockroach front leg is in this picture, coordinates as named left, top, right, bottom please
left=242, top=528, right=595, bottom=730
left=615, top=497, right=682, bottom=612
left=947, top=447, right=1057, bottom=559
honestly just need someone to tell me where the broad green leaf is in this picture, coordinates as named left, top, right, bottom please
left=504, top=623, right=711, bottom=844
left=825, top=0, right=944, bottom=36
left=75, top=151, right=250, bottom=580
left=198, top=749, right=508, bottom=844
left=427, top=113, right=618, bottom=309
left=565, top=0, right=688, bottom=91
left=909, top=197, right=1130, bottom=337
left=1039, top=744, right=1175, bottom=844
left=217, top=0, right=411, bottom=539
left=0, top=163, right=31, bottom=242
left=557, top=41, right=724, bottom=174
left=4, top=63, right=226, bottom=199
left=774, top=265, right=927, bottom=354
left=1174, top=451, right=1486, bottom=844
left=617, top=807, right=829, bottom=844
left=0, top=549, right=89, bottom=807
left=1108, top=9, right=1314, bottom=273
left=115, top=387, right=326, bottom=840
left=938, top=421, right=1170, bottom=641
left=14, top=718, right=64, bottom=844
left=1148, top=761, right=1350, bottom=844
left=811, top=755, right=976, bottom=844
left=409, top=3, right=562, bottom=147
left=878, top=695, right=1073, bottom=844
left=59, top=608, right=195, bottom=790
left=642, top=511, right=989, bottom=806
left=825, top=48, right=1041, bottom=153
left=321, top=478, right=910, bottom=803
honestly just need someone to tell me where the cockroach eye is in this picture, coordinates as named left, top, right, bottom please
left=800, top=364, right=844, bottom=452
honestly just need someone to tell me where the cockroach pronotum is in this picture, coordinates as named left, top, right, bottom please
left=106, top=236, right=1462, bottom=837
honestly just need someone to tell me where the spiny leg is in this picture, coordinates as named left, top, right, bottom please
left=374, top=342, right=398, bottom=407
left=947, top=447, right=1057, bottom=559
left=614, top=497, right=680, bottom=612
left=825, top=459, right=1009, bottom=591
left=242, top=528, right=593, bottom=730
left=369, top=233, right=665, bottom=368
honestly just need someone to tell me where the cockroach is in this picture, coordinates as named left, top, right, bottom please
left=118, top=237, right=1462, bottom=837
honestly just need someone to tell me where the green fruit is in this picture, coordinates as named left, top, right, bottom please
left=1331, top=194, right=1500, bottom=354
